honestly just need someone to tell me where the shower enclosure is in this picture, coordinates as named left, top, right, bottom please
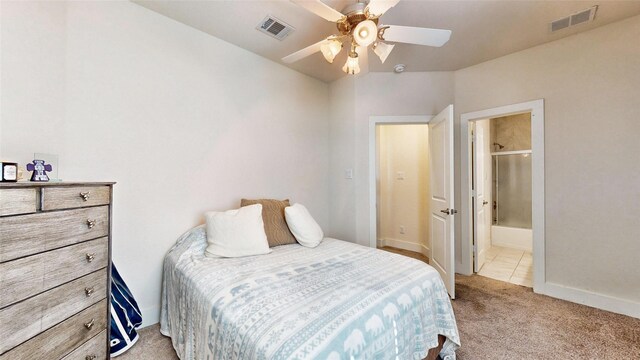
left=491, top=151, right=532, bottom=251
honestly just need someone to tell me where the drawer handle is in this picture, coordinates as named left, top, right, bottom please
left=86, top=355, right=97, bottom=360
left=80, top=191, right=91, bottom=201
left=87, top=219, right=96, bottom=229
left=86, top=253, right=96, bottom=263
left=85, top=287, right=95, bottom=297
left=84, top=318, right=95, bottom=330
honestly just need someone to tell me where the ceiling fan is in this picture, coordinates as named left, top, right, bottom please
left=282, top=0, right=452, bottom=75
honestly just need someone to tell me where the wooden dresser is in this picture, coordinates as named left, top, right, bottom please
left=0, top=182, right=114, bottom=360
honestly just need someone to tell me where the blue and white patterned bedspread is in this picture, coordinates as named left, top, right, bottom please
left=160, top=226, right=460, bottom=360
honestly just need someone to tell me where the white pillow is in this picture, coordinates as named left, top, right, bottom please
left=284, top=203, right=324, bottom=248
left=205, top=204, right=271, bottom=258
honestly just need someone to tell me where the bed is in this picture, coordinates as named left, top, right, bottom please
left=160, top=225, right=460, bottom=359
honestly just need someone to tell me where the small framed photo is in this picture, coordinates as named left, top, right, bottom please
left=0, top=162, right=18, bottom=182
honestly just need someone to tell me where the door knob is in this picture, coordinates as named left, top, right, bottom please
left=440, top=209, right=450, bottom=215
left=440, top=209, right=458, bottom=215
left=483, top=200, right=489, bottom=206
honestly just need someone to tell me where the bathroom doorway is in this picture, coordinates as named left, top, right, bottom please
left=472, top=114, right=533, bottom=287
left=460, top=100, right=545, bottom=293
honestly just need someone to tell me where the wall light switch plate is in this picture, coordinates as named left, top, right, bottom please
left=345, top=169, right=353, bottom=179
left=399, top=226, right=405, bottom=234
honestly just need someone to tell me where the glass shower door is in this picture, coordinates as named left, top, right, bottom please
left=492, top=153, right=532, bottom=229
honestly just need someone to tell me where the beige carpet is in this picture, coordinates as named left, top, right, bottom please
left=119, top=264, right=640, bottom=359
left=453, top=275, right=640, bottom=359
left=118, top=324, right=177, bottom=360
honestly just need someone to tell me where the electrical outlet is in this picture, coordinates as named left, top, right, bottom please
left=399, top=226, right=405, bottom=234
left=396, top=171, right=406, bottom=180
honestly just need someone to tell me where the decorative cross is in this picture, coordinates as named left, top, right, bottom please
left=26, top=159, right=52, bottom=182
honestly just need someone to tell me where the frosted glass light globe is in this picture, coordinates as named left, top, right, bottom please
left=320, top=39, right=343, bottom=63
left=342, top=53, right=361, bottom=75
left=353, top=20, right=377, bottom=47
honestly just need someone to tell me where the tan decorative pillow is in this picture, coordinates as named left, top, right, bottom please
left=240, top=198, right=297, bottom=247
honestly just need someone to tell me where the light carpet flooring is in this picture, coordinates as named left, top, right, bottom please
left=119, top=249, right=640, bottom=360
left=478, top=246, right=533, bottom=287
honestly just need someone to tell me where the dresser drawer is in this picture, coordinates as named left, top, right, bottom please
left=0, top=299, right=107, bottom=360
left=0, top=270, right=107, bottom=353
left=0, top=205, right=108, bottom=262
left=0, top=188, right=37, bottom=216
left=42, top=186, right=110, bottom=211
left=61, top=329, right=107, bottom=360
left=0, top=237, right=108, bottom=308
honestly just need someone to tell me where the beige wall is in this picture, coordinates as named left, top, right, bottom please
left=0, top=1, right=331, bottom=325
left=328, top=77, right=357, bottom=241
left=377, top=124, right=430, bottom=250
left=455, top=15, right=640, bottom=303
left=491, top=113, right=531, bottom=152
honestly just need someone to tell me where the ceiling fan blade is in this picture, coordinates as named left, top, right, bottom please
left=382, top=25, right=452, bottom=47
left=366, top=0, right=400, bottom=17
left=291, top=0, right=345, bottom=22
left=282, top=39, right=326, bottom=64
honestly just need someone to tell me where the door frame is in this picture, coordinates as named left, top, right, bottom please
left=460, top=99, right=546, bottom=293
left=368, top=115, right=433, bottom=249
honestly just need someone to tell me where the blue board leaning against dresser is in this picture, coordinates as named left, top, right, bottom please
left=110, top=264, right=143, bottom=357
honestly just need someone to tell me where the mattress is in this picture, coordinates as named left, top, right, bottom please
left=160, top=225, right=460, bottom=359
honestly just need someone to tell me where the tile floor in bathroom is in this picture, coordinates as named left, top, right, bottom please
left=478, top=246, right=533, bottom=287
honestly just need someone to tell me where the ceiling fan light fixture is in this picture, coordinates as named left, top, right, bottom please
left=320, top=38, right=343, bottom=64
left=342, top=52, right=360, bottom=75
left=285, top=0, right=454, bottom=77
left=353, top=20, right=378, bottom=47
left=373, top=41, right=395, bottom=64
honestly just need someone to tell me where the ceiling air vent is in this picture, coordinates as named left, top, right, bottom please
left=257, top=15, right=294, bottom=41
left=550, top=6, right=598, bottom=33
left=551, top=17, right=571, bottom=32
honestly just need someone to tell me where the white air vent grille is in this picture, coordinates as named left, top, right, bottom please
left=257, top=15, right=294, bottom=41
left=570, top=8, right=595, bottom=26
left=551, top=17, right=570, bottom=32
left=550, top=6, right=598, bottom=32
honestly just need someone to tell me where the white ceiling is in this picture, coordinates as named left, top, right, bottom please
left=133, top=0, right=640, bottom=83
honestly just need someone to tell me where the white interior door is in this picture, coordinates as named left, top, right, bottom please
left=473, top=125, right=487, bottom=272
left=429, top=104, right=455, bottom=299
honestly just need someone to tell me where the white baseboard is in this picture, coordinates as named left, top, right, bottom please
left=378, top=238, right=430, bottom=258
left=543, top=282, right=640, bottom=319
left=140, top=304, right=160, bottom=328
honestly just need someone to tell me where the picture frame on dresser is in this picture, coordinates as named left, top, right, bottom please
left=0, top=182, right=115, bottom=360
left=0, top=162, right=18, bottom=182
